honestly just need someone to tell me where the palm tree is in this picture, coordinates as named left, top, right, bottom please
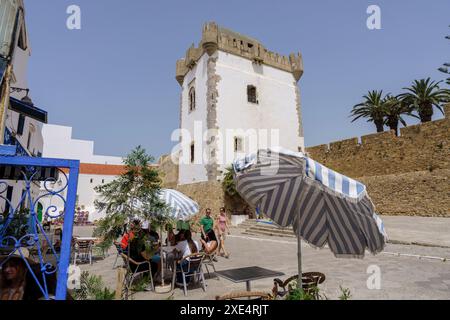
left=399, top=78, right=450, bottom=123
left=350, top=90, right=387, bottom=132
left=382, top=95, right=416, bottom=136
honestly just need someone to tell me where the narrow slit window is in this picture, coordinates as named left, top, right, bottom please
left=247, top=85, right=257, bottom=104
left=189, top=87, right=196, bottom=112
left=190, top=142, right=195, bottom=163
left=17, top=114, right=25, bottom=135
left=234, top=137, right=243, bottom=152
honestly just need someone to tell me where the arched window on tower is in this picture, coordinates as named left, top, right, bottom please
left=189, top=87, right=196, bottom=112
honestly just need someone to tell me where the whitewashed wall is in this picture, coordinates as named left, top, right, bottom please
left=215, top=51, right=304, bottom=176
left=178, top=53, right=209, bottom=185
left=178, top=50, right=304, bottom=185
left=42, top=124, right=123, bottom=164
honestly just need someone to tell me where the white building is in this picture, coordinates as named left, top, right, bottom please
left=0, top=0, right=48, bottom=215
left=39, top=124, right=125, bottom=222
left=175, top=22, right=304, bottom=185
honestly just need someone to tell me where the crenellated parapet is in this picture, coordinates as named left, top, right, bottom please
left=175, top=22, right=304, bottom=86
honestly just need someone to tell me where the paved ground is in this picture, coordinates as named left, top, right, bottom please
left=381, top=216, right=450, bottom=247
left=76, top=215, right=450, bottom=300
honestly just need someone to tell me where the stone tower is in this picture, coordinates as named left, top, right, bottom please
left=176, top=22, right=304, bottom=185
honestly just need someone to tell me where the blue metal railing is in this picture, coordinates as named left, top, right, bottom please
left=0, top=155, right=79, bottom=300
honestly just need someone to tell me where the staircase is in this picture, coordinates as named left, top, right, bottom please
left=236, top=219, right=296, bottom=238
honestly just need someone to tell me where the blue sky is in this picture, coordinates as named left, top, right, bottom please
left=23, top=0, right=449, bottom=160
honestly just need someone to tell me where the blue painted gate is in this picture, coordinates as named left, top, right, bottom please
left=0, top=146, right=79, bottom=300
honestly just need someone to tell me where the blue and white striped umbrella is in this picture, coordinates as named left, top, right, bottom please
left=158, top=189, right=199, bottom=221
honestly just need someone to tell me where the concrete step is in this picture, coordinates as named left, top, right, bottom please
left=248, top=224, right=294, bottom=232
left=246, top=226, right=295, bottom=236
left=242, top=230, right=297, bottom=238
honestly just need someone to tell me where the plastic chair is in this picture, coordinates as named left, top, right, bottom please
left=272, top=272, right=326, bottom=299
left=121, top=253, right=154, bottom=292
left=172, top=253, right=206, bottom=296
left=112, top=241, right=124, bottom=269
left=73, top=240, right=93, bottom=265
left=202, top=250, right=218, bottom=278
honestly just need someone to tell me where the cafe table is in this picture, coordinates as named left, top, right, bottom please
left=215, top=266, right=284, bottom=291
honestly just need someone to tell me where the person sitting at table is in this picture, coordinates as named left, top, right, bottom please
left=120, top=219, right=140, bottom=251
left=127, top=226, right=161, bottom=283
left=173, top=230, right=201, bottom=285
left=174, top=229, right=185, bottom=245
left=148, top=226, right=160, bottom=243
left=199, top=229, right=218, bottom=255
left=165, top=225, right=176, bottom=246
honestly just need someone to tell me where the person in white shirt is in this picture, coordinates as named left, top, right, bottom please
left=174, top=230, right=200, bottom=259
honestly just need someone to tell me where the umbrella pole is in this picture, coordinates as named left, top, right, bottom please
left=297, top=218, right=302, bottom=290
left=160, top=225, right=164, bottom=287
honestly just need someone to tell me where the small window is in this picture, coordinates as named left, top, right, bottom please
left=247, top=85, right=258, bottom=104
left=90, top=178, right=93, bottom=183
left=189, top=87, right=196, bottom=112
left=190, top=142, right=195, bottom=163
left=234, top=137, right=243, bottom=152
left=26, top=131, right=32, bottom=150
left=17, top=114, right=25, bottom=135
left=17, top=25, right=27, bottom=50
left=102, top=179, right=105, bottom=184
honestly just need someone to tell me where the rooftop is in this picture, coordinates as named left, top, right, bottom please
left=176, top=22, right=303, bottom=85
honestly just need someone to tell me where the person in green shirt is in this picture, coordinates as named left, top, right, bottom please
left=199, top=208, right=214, bottom=241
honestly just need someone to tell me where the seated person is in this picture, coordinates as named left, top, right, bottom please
left=148, top=227, right=160, bottom=243
left=165, top=225, right=176, bottom=246
left=128, top=225, right=161, bottom=281
left=120, top=219, right=140, bottom=250
left=172, top=230, right=201, bottom=284
left=174, top=230, right=185, bottom=245
left=199, top=229, right=218, bottom=255
left=0, top=249, right=61, bottom=300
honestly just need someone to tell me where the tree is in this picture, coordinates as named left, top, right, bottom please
left=94, top=146, right=167, bottom=246
left=399, top=78, right=450, bottom=123
left=222, top=166, right=239, bottom=197
left=350, top=90, right=387, bottom=132
left=437, top=25, right=450, bottom=86
left=221, top=166, right=249, bottom=215
left=93, top=146, right=168, bottom=300
left=382, top=95, right=416, bottom=136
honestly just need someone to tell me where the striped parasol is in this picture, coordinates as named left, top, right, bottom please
left=158, top=188, right=199, bottom=221
left=233, top=148, right=387, bottom=287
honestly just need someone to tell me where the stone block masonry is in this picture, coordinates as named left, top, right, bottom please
left=306, top=104, right=450, bottom=217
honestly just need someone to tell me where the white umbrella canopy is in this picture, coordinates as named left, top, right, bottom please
left=157, top=189, right=199, bottom=221
left=233, top=148, right=387, bottom=288
left=153, top=189, right=199, bottom=291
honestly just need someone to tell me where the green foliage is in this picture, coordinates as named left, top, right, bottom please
left=350, top=90, right=387, bottom=132
left=73, top=271, right=115, bottom=300
left=222, top=166, right=239, bottom=197
left=285, top=287, right=315, bottom=300
left=382, top=95, right=416, bottom=136
left=285, top=280, right=318, bottom=300
left=131, top=275, right=151, bottom=292
left=338, top=286, right=352, bottom=300
left=438, top=26, right=450, bottom=86
left=0, top=208, right=31, bottom=245
left=398, top=78, right=450, bottom=122
left=93, top=146, right=169, bottom=249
